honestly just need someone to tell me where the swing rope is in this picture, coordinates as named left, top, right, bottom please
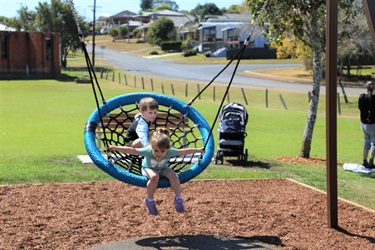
left=190, top=0, right=270, bottom=150
left=70, top=0, right=112, bottom=155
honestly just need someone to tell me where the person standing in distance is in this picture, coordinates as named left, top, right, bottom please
left=358, top=80, right=375, bottom=168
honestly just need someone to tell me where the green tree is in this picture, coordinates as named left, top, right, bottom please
left=0, top=16, right=7, bottom=23
left=18, top=6, right=37, bottom=31
left=117, top=26, right=129, bottom=38
left=153, top=4, right=173, bottom=11
left=35, top=2, right=55, bottom=31
left=108, top=27, right=119, bottom=41
left=337, top=4, right=375, bottom=78
left=227, top=5, right=240, bottom=13
left=3, top=17, right=22, bottom=31
left=153, top=0, right=179, bottom=11
left=191, top=3, right=222, bottom=22
left=33, top=0, right=86, bottom=67
left=247, top=0, right=357, bottom=158
left=140, top=0, right=153, bottom=11
left=145, top=17, right=176, bottom=45
left=4, top=7, right=37, bottom=31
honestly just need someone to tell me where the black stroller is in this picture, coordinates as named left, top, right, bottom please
left=214, top=102, right=248, bottom=164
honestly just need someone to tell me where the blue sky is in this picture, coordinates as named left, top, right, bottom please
left=0, top=0, right=245, bottom=21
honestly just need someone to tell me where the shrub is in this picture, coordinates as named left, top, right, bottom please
left=160, top=41, right=182, bottom=52
left=118, top=25, right=129, bottom=38
left=181, top=38, right=193, bottom=51
left=149, top=50, right=159, bottom=55
left=183, top=49, right=197, bottom=57
left=108, top=28, right=119, bottom=37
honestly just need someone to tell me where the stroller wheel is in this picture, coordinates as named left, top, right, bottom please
left=244, top=149, right=248, bottom=163
left=215, top=152, right=222, bottom=165
left=220, top=152, right=224, bottom=164
left=238, top=154, right=242, bottom=162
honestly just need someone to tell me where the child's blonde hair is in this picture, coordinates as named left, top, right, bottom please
left=150, top=127, right=170, bottom=149
left=138, top=97, right=159, bottom=111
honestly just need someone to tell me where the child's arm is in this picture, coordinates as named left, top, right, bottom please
left=107, top=145, right=140, bottom=155
left=176, top=148, right=205, bottom=156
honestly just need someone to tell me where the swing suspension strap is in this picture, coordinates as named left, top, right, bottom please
left=69, top=0, right=111, bottom=150
left=188, top=0, right=270, bottom=150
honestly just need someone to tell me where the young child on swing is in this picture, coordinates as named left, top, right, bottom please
left=107, top=127, right=205, bottom=215
left=125, top=97, right=158, bottom=148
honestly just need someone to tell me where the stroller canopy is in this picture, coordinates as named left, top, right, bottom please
left=219, top=103, right=248, bottom=131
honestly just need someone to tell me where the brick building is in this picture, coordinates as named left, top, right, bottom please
left=0, top=31, right=60, bottom=77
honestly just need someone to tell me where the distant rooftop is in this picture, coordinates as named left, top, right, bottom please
left=0, top=23, right=16, bottom=31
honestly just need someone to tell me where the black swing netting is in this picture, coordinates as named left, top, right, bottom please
left=96, top=104, right=203, bottom=176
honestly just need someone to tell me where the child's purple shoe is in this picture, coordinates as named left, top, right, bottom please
left=174, top=197, right=185, bottom=213
left=144, top=198, right=158, bottom=215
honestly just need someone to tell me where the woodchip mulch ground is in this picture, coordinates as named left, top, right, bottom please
left=1, top=178, right=374, bottom=249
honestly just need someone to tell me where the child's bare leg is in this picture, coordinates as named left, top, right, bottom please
left=162, top=168, right=184, bottom=213
left=161, top=168, right=181, bottom=197
left=144, top=168, right=159, bottom=199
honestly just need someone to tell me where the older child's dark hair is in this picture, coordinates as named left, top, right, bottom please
left=150, top=127, right=170, bottom=149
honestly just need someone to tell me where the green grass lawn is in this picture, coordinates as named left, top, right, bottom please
left=1, top=53, right=374, bottom=210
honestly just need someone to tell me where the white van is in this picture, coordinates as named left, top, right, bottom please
left=100, top=28, right=109, bottom=35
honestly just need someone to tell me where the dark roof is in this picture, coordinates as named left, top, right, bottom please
left=110, top=10, right=137, bottom=18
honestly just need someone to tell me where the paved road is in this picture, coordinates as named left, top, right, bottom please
left=92, top=46, right=363, bottom=96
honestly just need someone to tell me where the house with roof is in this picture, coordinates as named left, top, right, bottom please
left=96, top=16, right=109, bottom=26
left=197, top=14, right=272, bottom=58
left=93, top=10, right=272, bottom=58
left=134, top=10, right=196, bottom=40
left=107, top=10, right=138, bottom=26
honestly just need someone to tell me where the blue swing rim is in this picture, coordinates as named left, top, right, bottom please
left=84, top=92, right=214, bottom=188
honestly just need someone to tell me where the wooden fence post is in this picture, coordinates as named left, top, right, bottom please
left=162, top=84, right=164, bottom=94
left=266, top=89, right=268, bottom=108
left=279, top=94, right=288, bottom=110
left=171, top=84, right=175, bottom=95
left=134, top=76, right=136, bottom=88
left=337, top=92, right=341, bottom=115
left=142, top=77, right=145, bottom=90
left=213, top=86, right=216, bottom=102
left=185, top=83, right=188, bottom=97
left=241, top=88, right=248, bottom=105
left=112, top=72, right=115, bottom=82
left=124, top=74, right=128, bottom=86
left=118, top=73, right=121, bottom=84
left=197, top=84, right=201, bottom=100
left=151, top=79, right=154, bottom=91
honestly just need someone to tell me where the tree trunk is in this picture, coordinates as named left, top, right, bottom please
left=299, top=26, right=323, bottom=158
left=61, top=50, right=68, bottom=68
left=347, top=64, right=351, bottom=79
left=338, top=62, right=349, bottom=104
